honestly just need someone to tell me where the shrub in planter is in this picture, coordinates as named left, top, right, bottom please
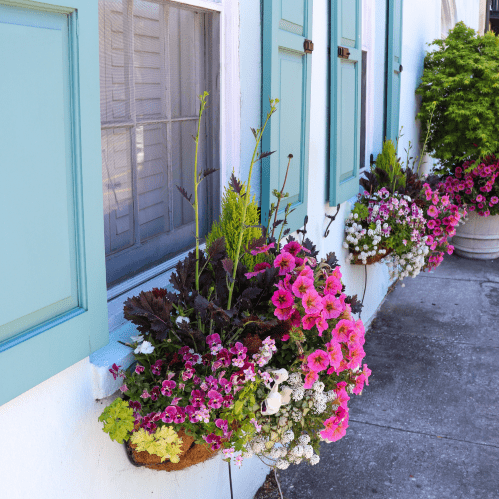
left=416, top=22, right=499, bottom=173
left=99, top=95, right=371, bottom=472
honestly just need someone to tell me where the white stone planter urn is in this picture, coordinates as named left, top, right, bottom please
left=452, top=211, right=499, bottom=260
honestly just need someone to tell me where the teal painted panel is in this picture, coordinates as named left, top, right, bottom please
left=338, top=62, right=357, bottom=183
left=0, top=1, right=109, bottom=406
left=330, top=0, right=362, bottom=205
left=386, top=0, right=404, bottom=143
left=262, top=0, right=312, bottom=234
left=0, top=12, right=78, bottom=343
left=281, top=0, right=304, bottom=27
left=279, top=51, right=304, bottom=207
left=341, top=0, right=356, bottom=46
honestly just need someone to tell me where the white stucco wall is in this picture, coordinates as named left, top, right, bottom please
left=0, top=1, right=483, bottom=498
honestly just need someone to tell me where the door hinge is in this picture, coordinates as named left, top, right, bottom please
left=304, top=39, right=314, bottom=54
left=338, top=46, right=350, bottom=59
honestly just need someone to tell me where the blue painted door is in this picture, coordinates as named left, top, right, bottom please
left=0, top=1, right=108, bottom=405
left=261, top=0, right=312, bottom=234
left=330, top=0, right=362, bottom=206
left=386, top=0, right=404, bottom=143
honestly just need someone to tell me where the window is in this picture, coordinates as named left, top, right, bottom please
left=441, top=0, right=457, bottom=38
left=98, top=0, right=220, bottom=288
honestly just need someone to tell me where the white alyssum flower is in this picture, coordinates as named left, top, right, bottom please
left=176, top=316, right=190, bottom=325
left=276, top=459, right=290, bottom=470
left=303, top=445, right=314, bottom=459
left=312, top=381, right=325, bottom=393
left=291, top=445, right=304, bottom=457
left=281, top=430, right=294, bottom=445
left=310, top=454, right=320, bottom=465
left=134, top=340, right=155, bottom=354
left=288, top=373, right=302, bottom=386
left=298, top=434, right=311, bottom=446
left=292, top=387, right=304, bottom=401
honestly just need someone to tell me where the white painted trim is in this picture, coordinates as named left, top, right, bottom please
left=170, top=0, right=222, bottom=12
left=219, top=0, right=241, bottom=186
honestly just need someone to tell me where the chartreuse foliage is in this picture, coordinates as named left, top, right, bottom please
left=375, top=139, right=405, bottom=192
left=416, top=22, right=499, bottom=173
left=98, top=398, right=134, bottom=444
left=129, top=427, right=183, bottom=463
left=205, top=180, right=265, bottom=271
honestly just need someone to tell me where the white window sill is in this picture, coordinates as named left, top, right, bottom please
left=89, top=245, right=204, bottom=399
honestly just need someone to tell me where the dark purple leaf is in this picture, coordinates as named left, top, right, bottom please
left=176, top=185, right=193, bottom=204
left=230, top=173, right=243, bottom=194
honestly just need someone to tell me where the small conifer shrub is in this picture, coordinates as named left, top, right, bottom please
left=205, top=180, right=265, bottom=271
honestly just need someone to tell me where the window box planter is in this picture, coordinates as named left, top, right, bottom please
left=124, top=429, right=217, bottom=471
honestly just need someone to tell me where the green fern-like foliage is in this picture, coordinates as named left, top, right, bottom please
left=375, top=139, right=406, bottom=191
left=206, top=181, right=264, bottom=271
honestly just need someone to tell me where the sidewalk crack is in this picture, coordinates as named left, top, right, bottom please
left=349, top=419, right=499, bottom=449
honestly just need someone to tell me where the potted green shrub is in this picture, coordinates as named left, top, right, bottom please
left=416, top=22, right=499, bottom=259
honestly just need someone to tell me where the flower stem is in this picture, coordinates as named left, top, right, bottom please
left=226, top=100, right=278, bottom=310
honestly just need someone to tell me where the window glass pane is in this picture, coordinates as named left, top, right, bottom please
left=137, top=123, right=170, bottom=239
left=99, top=0, right=128, bottom=123
left=101, top=127, right=134, bottom=254
left=169, top=6, right=204, bottom=119
left=172, top=120, right=199, bottom=227
left=134, top=1, right=164, bottom=119
left=99, top=0, right=220, bottom=288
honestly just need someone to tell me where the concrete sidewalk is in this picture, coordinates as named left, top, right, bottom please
left=279, top=254, right=499, bottom=499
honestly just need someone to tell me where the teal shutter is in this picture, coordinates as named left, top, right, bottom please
left=0, top=1, right=108, bottom=405
left=329, top=0, right=362, bottom=206
left=261, top=0, right=312, bottom=234
left=386, top=0, right=404, bottom=143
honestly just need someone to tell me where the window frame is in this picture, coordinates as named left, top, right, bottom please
left=90, top=0, right=241, bottom=398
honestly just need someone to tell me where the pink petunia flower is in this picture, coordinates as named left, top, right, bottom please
left=282, top=240, right=303, bottom=256
left=302, top=289, right=322, bottom=315
left=274, top=306, right=294, bottom=321
left=250, top=242, right=275, bottom=255
left=427, top=205, right=439, bottom=218
left=324, top=275, right=342, bottom=296
left=292, top=275, right=314, bottom=298
left=302, top=313, right=320, bottom=330
left=298, top=266, right=314, bottom=280
left=325, top=340, right=343, bottom=369
left=303, top=370, right=319, bottom=389
left=274, top=251, right=296, bottom=275
left=245, top=262, right=272, bottom=279
left=271, top=288, right=294, bottom=309
left=307, top=349, right=329, bottom=372
left=322, top=295, right=343, bottom=319
left=332, top=319, right=354, bottom=343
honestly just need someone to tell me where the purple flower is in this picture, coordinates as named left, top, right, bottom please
left=173, top=406, right=186, bottom=424
left=204, top=433, right=222, bottom=451
left=206, top=333, right=221, bottom=346
left=186, top=405, right=200, bottom=423
left=207, top=389, right=223, bottom=409
left=135, top=364, right=145, bottom=375
left=150, top=386, right=160, bottom=401
left=109, top=363, right=121, bottom=380
left=119, top=384, right=128, bottom=393
left=129, top=400, right=142, bottom=412
left=140, top=389, right=151, bottom=400
left=161, top=406, right=177, bottom=423
left=190, top=389, right=205, bottom=408
left=151, top=359, right=163, bottom=375
left=161, top=379, right=176, bottom=396
left=215, top=418, right=229, bottom=436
